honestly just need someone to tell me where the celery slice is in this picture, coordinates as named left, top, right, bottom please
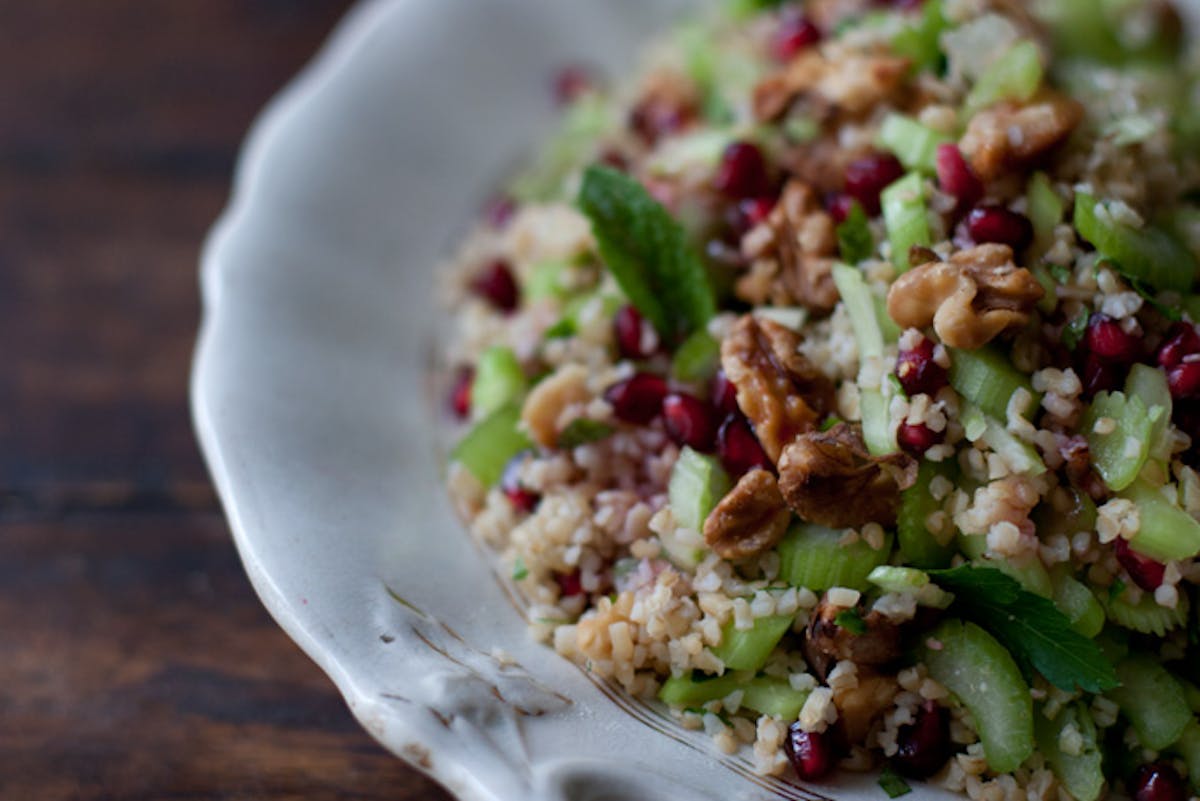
left=868, top=565, right=929, bottom=593
left=897, top=460, right=957, bottom=569
left=1125, top=364, right=1172, bottom=462
left=922, top=619, right=1034, bottom=774
left=658, top=671, right=742, bottom=708
left=1052, top=573, right=1105, bottom=639
left=524, top=258, right=575, bottom=302
left=1108, top=655, right=1192, bottom=750
left=712, top=614, right=794, bottom=672
left=964, top=41, right=1043, bottom=116
left=832, top=264, right=898, bottom=455
left=777, top=523, right=893, bottom=592
left=1035, top=702, right=1105, bottom=801
left=671, top=329, right=721, bottom=384
left=1034, top=486, right=1097, bottom=540
left=1102, top=584, right=1189, bottom=636
left=882, top=172, right=930, bottom=272
left=450, top=403, right=534, bottom=487
left=948, top=347, right=1038, bottom=422
left=1081, top=390, right=1158, bottom=492
left=1119, top=480, right=1200, bottom=562
left=877, top=114, right=952, bottom=174
left=667, top=447, right=730, bottom=568
left=1181, top=678, right=1200, bottom=714
left=975, top=553, right=1053, bottom=599
left=740, top=676, right=810, bottom=720
left=1074, top=192, right=1198, bottom=294
left=471, top=346, right=526, bottom=420
left=961, top=401, right=1046, bottom=477
left=1173, top=720, right=1200, bottom=792
left=890, top=0, right=947, bottom=73
left=1027, top=172, right=1064, bottom=257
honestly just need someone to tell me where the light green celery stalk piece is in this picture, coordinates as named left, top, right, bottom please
left=1118, top=480, right=1200, bottom=562
left=1108, top=655, right=1192, bottom=750
left=450, top=404, right=533, bottom=488
left=1080, top=390, right=1158, bottom=492
left=471, top=346, right=526, bottom=420
left=960, top=400, right=1046, bottom=477
left=1035, top=702, right=1105, bottom=801
left=831, top=264, right=896, bottom=454
left=1074, top=191, right=1198, bottom=294
left=881, top=172, right=930, bottom=272
left=1026, top=172, right=1064, bottom=258
left=877, top=113, right=952, bottom=173
left=964, top=40, right=1043, bottom=117
left=1125, top=363, right=1172, bottom=462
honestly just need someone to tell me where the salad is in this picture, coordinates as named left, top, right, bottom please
left=441, top=1, right=1200, bottom=799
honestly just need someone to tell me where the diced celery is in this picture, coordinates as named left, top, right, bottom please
left=1027, top=172, right=1064, bottom=257
left=948, top=347, right=1039, bottom=422
left=833, top=264, right=898, bottom=455
left=875, top=294, right=902, bottom=343
left=869, top=566, right=954, bottom=608
left=1052, top=573, right=1105, bottom=639
left=1103, top=583, right=1189, bottom=636
left=740, top=676, right=811, bottom=720
left=1172, top=720, right=1200, bottom=791
left=547, top=291, right=623, bottom=341
left=957, top=531, right=987, bottom=561
left=712, top=614, right=794, bottom=672
left=658, top=671, right=742, bottom=707
left=1108, top=655, right=1192, bottom=750
left=897, top=460, right=957, bottom=569
left=1119, top=480, right=1200, bottom=562
left=1034, top=486, right=1097, bottom=540
left=471, top=346, right=527, bottom=419
left=882, top=172, right=931, bottom=272
left=1181, top=677, right=1200, bottom=714
left=890, top=0, right=947, bottom=73
left=777, top=522, right=893, bottom=592
left=450, top=403, right=534, bottom=487
left=1080, top=390, right=1158, bottom=492
left=671, top=329, right=721, bottom=384
left=1074, top=192, right=1198, bottom=294
left=753, top=307, right=807, bottom=332
left=975, top=553, right=1053, bottom=599
left=860, top=390, right=896, bottom=457
left=524, top=258, right=575, bottom=301
left=1031, top=265, right=1058, bottom=314
left=1125, top=364, right=1173, bottom=462
left=964, top=41, right=1043, bottom=117
left=961, top=400, right=1046, bottom=477
left=877, top=113, right=953, bottom=173
left=668, top=446, right=731, bottom=563
left=1035, top=702, right=1105, bottom=801
left=922, top=619, right=1034, bottom=773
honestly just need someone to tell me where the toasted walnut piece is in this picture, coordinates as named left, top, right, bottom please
left=959, top=91, right=1083, bottom=181
left=752, top=49, right=910, bottom=122
left=807, top=597, right=904, bottom=667
left=739, top=181, right=840, bottom=313
left=834, top=671, right=901, bottom=745
left=777, top=423, right=917, bottom=527
left=520, top=364, right=590, bottom=448
left=886, top=243, right=1045, bottom=350
left=702, top=469, right=792, bottom=560
left=720, top=316, right=835, bottom=462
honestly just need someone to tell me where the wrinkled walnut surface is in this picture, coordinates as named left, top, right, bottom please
left=960, top=91, right=1083, bottom=181
left=702, top=469, right=791, bottom=560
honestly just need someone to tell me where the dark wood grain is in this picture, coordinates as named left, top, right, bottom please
left=0, top=2, right=456, bottom=798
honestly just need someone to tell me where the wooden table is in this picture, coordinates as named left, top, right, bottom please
left=1, top=3, right=456, bottom=799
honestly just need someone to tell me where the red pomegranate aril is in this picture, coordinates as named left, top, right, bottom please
left=555, top=570, right=585, bottom=598
left=893, top=701, right=951, bottom=779
left=471, top=259, right=520, bottom=313
left=826, top=193, right=858, bottom=224
left=785, top=725, right=835, bottom=781
left=484, top=195, right=517, bottom=229
left=552, top=64, right=594, bottom=106
left=772, top=12, right=822, bottom=62
left=1085, top=314, right=1141, bottom=364
left=717, top=415, right=773, bottom=475
left=449, top=367, right=474, bottom=420
left=500, top=455, right=540, bottom=513
left=1157, top=322, right=1200, bottom=369
left=1132, top=762, right=1188, bottom=801
left=1168, top=360, right=1200, bottom=400
left=1114, top=537, right=1166, bottom=591
left=1081, top=352, right=1122, bottom=397
left=629, top=97, right=692, bottom=145
left=966, top=205, right=1034, bottom=252
left=898, top=422, right=944, bottom=456
left=895, top=337, right=949, bottom=398
left=663, top=393, right=720, bottom=452
left=935, top=144, right=983, bottom=209
left=714, top=141, right=773, bottom=200
left=613, top=305, right=657, bottom=360
left=733, top=196, right=777, bottom=235
left=712, top=370, right=740, bottom=416
left=845, top=153, right=905, bottom=216
left=605, top=373, right=669, bottom=425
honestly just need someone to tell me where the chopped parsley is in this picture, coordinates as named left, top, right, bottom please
left=511, top=557, right=528, bottom=582
left=835, top=608, right=867, bottom=635
left=558, top=418, right=615, bottom=449
left=1061, top=309, right=1090, bottom=351
left=878, top=767, right=913, bottom=798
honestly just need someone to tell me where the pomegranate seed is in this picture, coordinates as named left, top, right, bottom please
left=893, top=701, right=951, bottom=779
left=717, top=415, right=773, bottom=475
left=449, top=367, right=473, bottom=419
left=1114, top=537, right=1166, bottom=591
left=898, top=422, right=944, bottom=456
left=844, top=153, right=905, bottom=216
left=598, top=148, right=630, bottom=172
left=935, top=144, right=983, bottom=210
left=772, top=12, right=821, bottom=62
left=605, top=373, right=669, bottom=424
left=1157, top=322, right=1200, bottom=369
left=500, top=455, right=540, bottom=513
left=555, top=569, right=584, bottom=597
left=1133, top=763, right=1188, bottom=801
left=613, top=305, right=657, bottom=360
left=732, top=196, right=777, bottom=235
left=712, top=370, right=740, bottom=416
left=663, top=393, right=720, bottom=452
left=552, top=64, right=594, bottom=106
left=1169, top=360, right=1200, bottom=400
left=1086, top=314, right=1140, bottom=364
left=484, top=195, right=517, bottom=229
left=966, top=205, right=1034, bottom=252
left=714, top=141, right=773, bottom=200
left=629, top=97, right=692, bottom=145
left=826, top=193, right=858, bottom=224
left=895, top=337, right=949, bottom=397
left=785, top=725, right=835, bottom=781
left=1081, top=352, right=1122, bottom=397
left=471, top=259, right=519, bottom=313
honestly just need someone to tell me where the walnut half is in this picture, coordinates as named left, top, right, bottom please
left=886, top=243, right=1044, bottom=350
left=959, top=90, right=1083, bottom=182
left=702, top=469, right=791, bottom=560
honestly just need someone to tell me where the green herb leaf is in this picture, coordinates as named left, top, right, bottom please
left=820, top=415, right=844, bottom=432
left=1061, top=309, right=1090, bottom=351
left=558, top=418, right=615, bottom=449
left=512, top=557, right=528, bottom=582
left=835, top=608, right=867, bottom=635
left=1108, top=578, right=1128, bottom=603
left=837, top=201, right=875, bottom=265
left=578, top=165, right=716, bottom=342
left=543, top=318, right=576, bottom=340
left=878, top=767, right=913, bottom=799
left=1049, top=264, right=1072, bottom=284
left=929, top=566, right=1120, bottom=693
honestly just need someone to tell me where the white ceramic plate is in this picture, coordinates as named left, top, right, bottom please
left=191, top=2, right=999, bottom=800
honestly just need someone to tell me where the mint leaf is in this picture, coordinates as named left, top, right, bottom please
left=930, top=566, right=1119, bottom=693
left=835, top=608, right=867, bottom=635
left=578, top=165, right=716, bottom=342
left=837, top=201, right=875, bottom=265
left=1061, top=309, right=1089, bottom=351
left=558, top=418, right=615, bottom=449
left=878, top=767, right=912, bottom=799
